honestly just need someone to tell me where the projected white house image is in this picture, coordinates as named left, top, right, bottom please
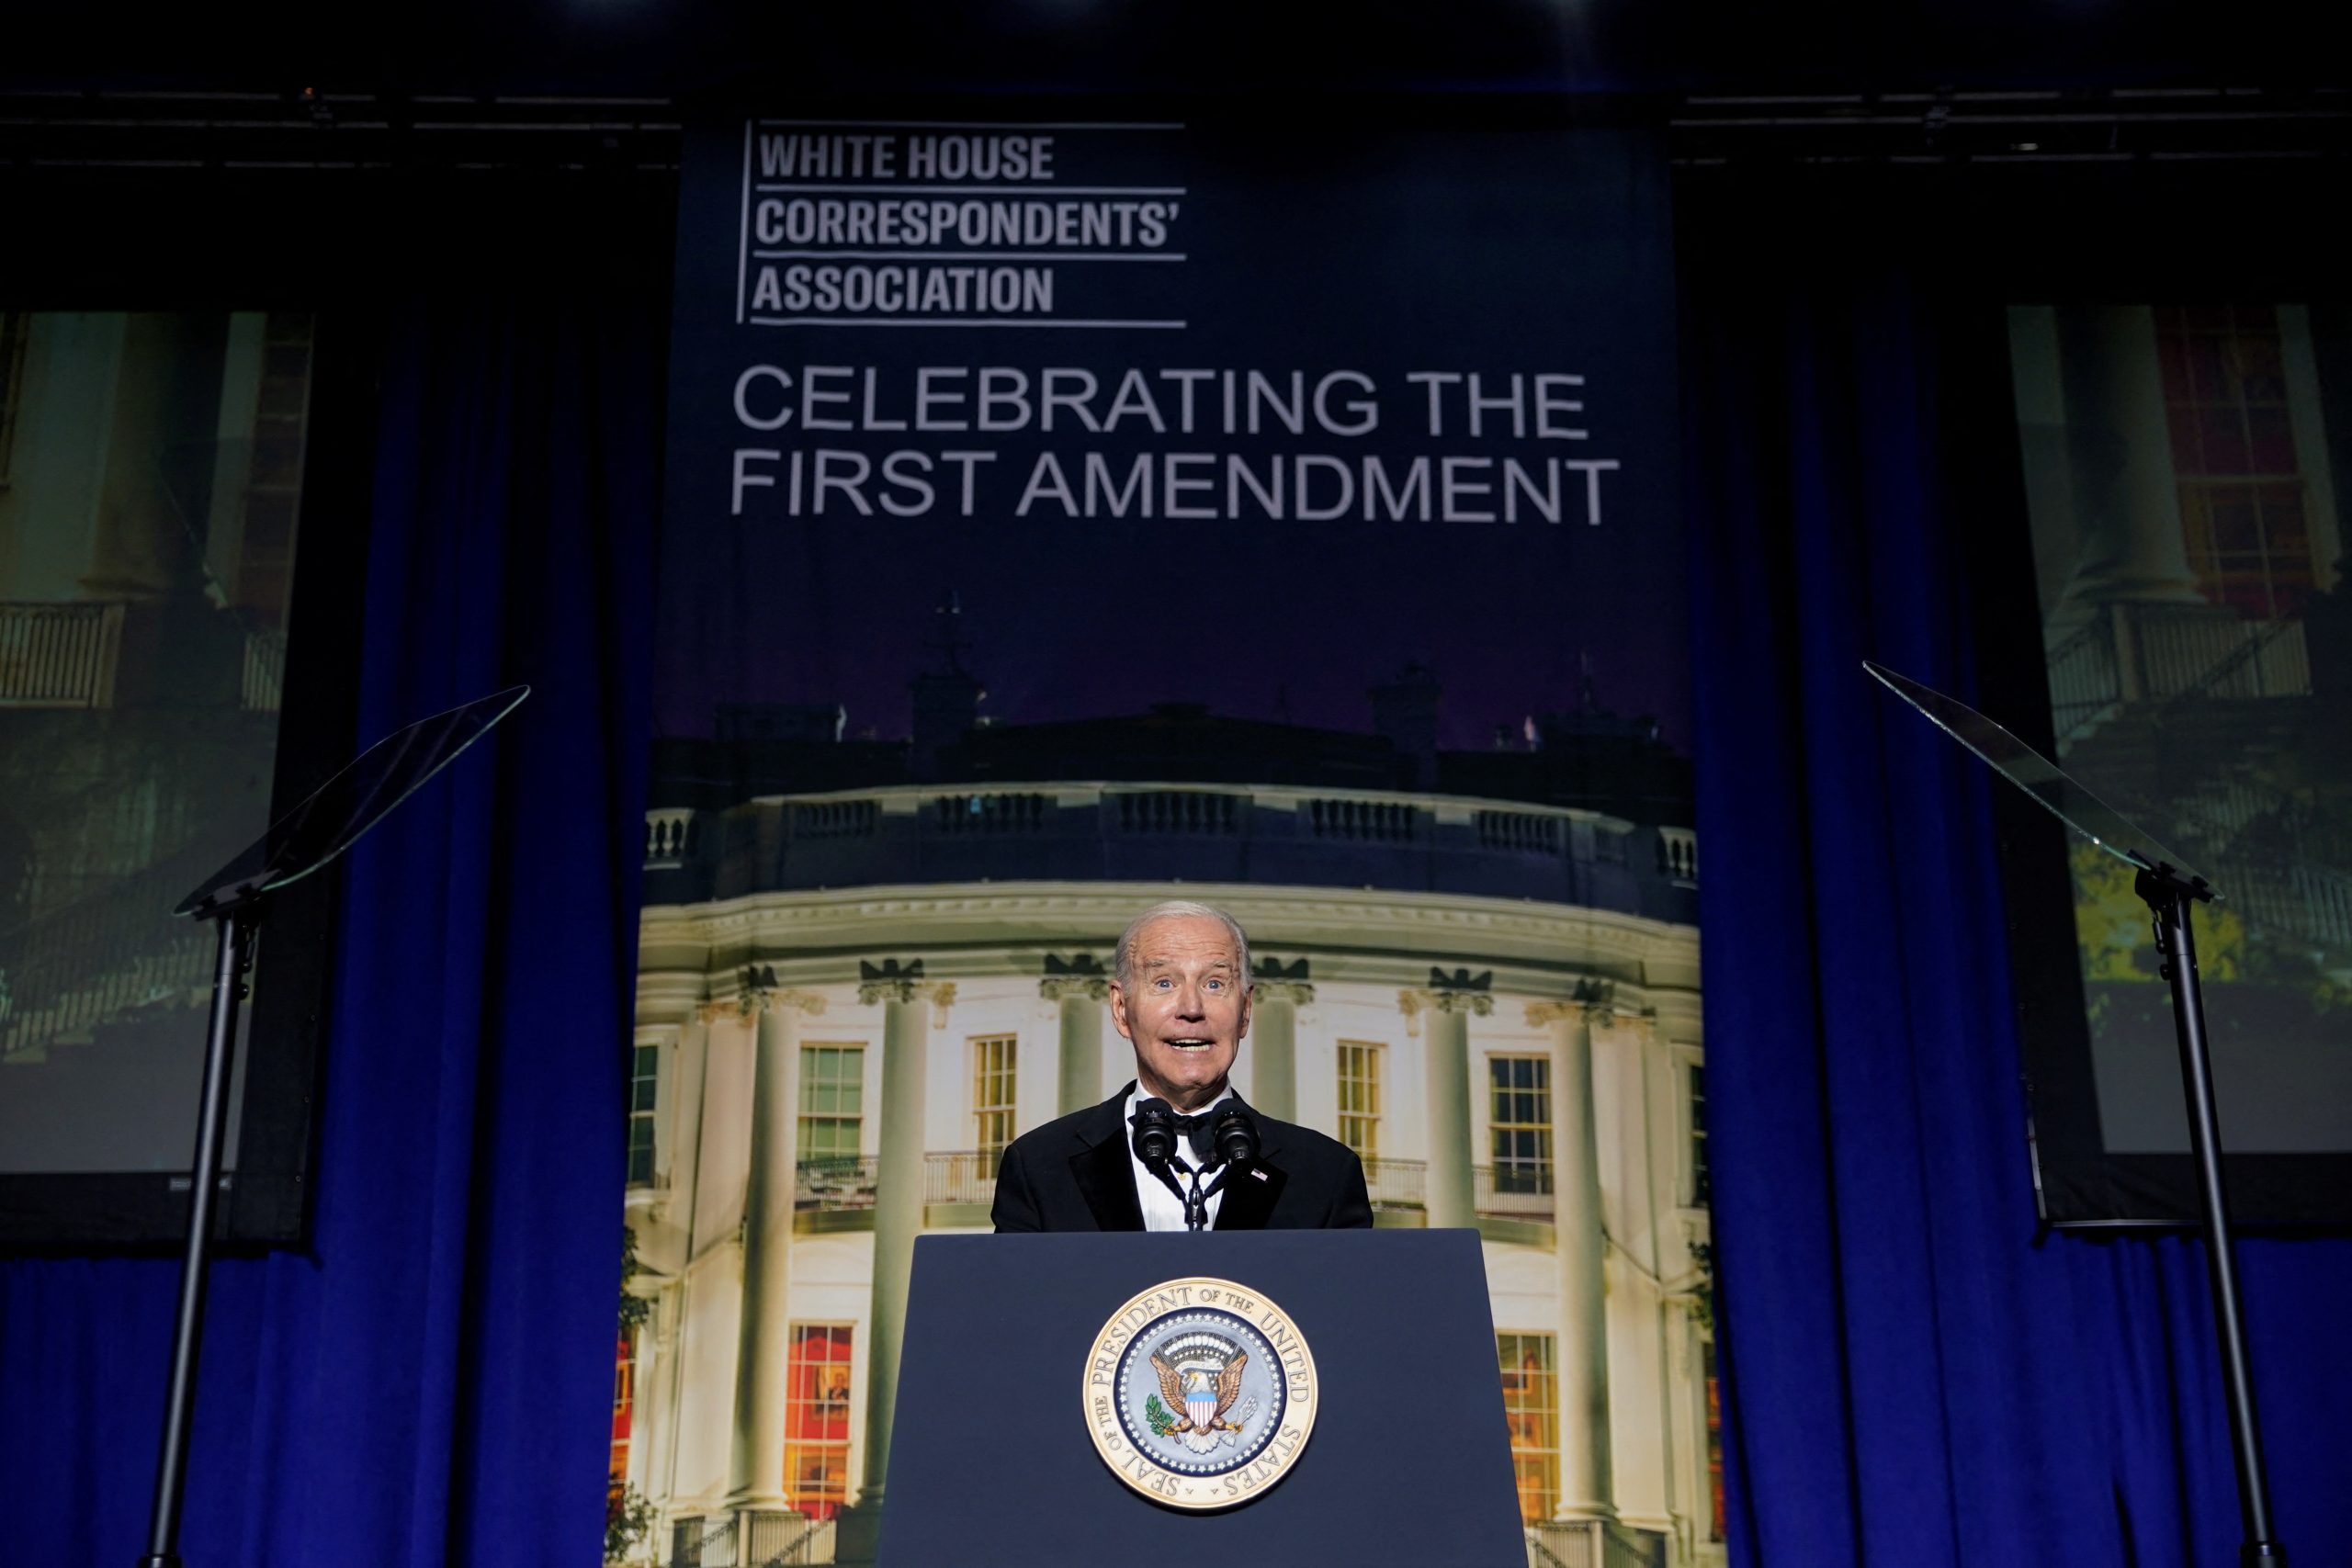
left=0, top=310, right=313, bottom=1176
left=615, top=694, right=1716, bottom=1568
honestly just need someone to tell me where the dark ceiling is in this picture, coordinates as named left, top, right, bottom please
left=3, top=1, right=2347, bottom=171
left=7, top=0, right=2350, bottom=99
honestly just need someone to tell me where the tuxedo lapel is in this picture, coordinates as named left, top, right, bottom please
left=1211, top=1157, right=1285, bottom=1230
left=1071, top=1094, right=1145, bottom=1232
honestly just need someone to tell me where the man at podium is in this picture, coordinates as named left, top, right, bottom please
left=991, top=899, right=1374, bottom=1232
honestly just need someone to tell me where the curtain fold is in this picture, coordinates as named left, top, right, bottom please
left=1685, top=180, right=2352, bottom=1568
left=0, top=216, right=661, bottom=1568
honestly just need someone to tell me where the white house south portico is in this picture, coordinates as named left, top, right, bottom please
left=622, top=767, right=1713, bottom=1568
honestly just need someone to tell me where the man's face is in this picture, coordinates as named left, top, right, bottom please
left=1110, top=914, right=1251, bottom=1112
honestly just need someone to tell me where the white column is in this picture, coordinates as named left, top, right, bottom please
left=1532, top=999, right=1613, bottom=1520
left=1408, top=986, right=1488, bottom=1231
left=1042, top=969, right=1109, bottom=1117
left=626, top=1317, right=658, bottom=1494
left=2278, top=305, right=2343, bottom=592
left=1611, top=1019, right=1677, bottom=1535
left=2051, top=305, right=2203, bottom=643
left=636, top=1000, right=706, bottom=1511
left=86, top=313, right=199, bottom=601
left=844, top=965, right=951, bottom=1555
left=727, top=982, right=824, bottom=1506
left=671, top=1002, right=754, bottom=1501
left=1248, top=976, right=1312, bottom=1124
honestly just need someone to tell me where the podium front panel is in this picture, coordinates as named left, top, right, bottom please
left=877, top=1229, right=1527, bottom=1568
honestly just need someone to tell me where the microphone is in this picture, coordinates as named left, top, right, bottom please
left=1210, top=1106, right=1259, bottom=1168
left=1131, top=1097, right=1178, bottom=1167
left=1131, top=1099, right=1258, bottom=1231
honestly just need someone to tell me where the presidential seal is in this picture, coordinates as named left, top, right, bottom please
left=1081, top=1276, right=1319, bottom=1510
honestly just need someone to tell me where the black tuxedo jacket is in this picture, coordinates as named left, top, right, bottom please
left=989, top=1084, right=1374, bottom=1232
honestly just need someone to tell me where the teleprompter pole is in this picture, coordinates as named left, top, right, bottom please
left=130, top=681, right=526, bottom=1566
left=2136, top=865, right=2284, bottom=1567
left=140, top=901, right=258, bottom=1568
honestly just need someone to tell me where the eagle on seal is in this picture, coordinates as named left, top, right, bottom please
left=1151, top=1349, right=1250, bottom=1454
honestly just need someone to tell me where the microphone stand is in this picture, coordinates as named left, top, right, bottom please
left=1143, top=1157, right=1218, bottom=1231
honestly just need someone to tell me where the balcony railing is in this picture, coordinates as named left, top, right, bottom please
left=791, top=799, right=876, bottom=840
left=642, top=783, right=1692, bottom=918
left=1476, top=1164, right=1556, bottom=1222
left=778, top=1153, right=1592, bottom=1230
left=925, top=1150, right=1001, bottom=1206
left=2046, top=618, right=2121, bottom=742
left=1311, top=795, right=1417, bottom=842
left=1116, top=788, right=1240, bottom=835
left=1477, top=808, right=1560, bottom=853
left=1657, top=826, right=1698, bottom=885
left=779, top=1154, right=1582, bottom=1225
left=1361, top=1157, right=1427, bottom=1212
left=745, top=1510, right=833, bottom=1565
left=0, top=832, right=225, bottom=1063
left=797, top=1156, right=1007, bottom=1215
left=796, top=1156, right=878, bottom=1213
left=670, top=1512, right=734, bottom=1568
left=933, top=792, right=1046, bottom=834
left=669, top=1508, right=834, bottom=1567
left=645, top=807, right=696, bottom=870
left=2047, top=604, right=2310, bottom=747
left=1525, top=1519, right=1668, bottom=1568
left=0, top=601, right=123, bottom=708
left=241, top=626, right=288, bottom=712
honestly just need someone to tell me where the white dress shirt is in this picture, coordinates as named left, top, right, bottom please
left=1125, top=1084, right=1234, bottom=1232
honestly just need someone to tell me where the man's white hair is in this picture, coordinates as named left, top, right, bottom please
left=1113, top=899, right=1253, bottom=991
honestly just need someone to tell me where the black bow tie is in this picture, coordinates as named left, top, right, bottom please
left=1169, top=1109, right=1218, bottom=1164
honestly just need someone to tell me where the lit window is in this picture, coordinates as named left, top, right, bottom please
left=1488, top=1055, right=1553, bottom=1195
left=798, top=1044, right=865, bottom=1164
left=628, top=1042, right=659, bottom=1187
left=2155, top=304, right=2318, bottom=620
left=1704, top=1337, right=1724, bottom=1542
left=785, top=1324, right=855, bottom=1520
left=610, top=1332, right=635, bottom=1488
left=1336, top=1041, right=1383, bottom=1161
left=971, top=1034, right=1017, bottom=1161
left=1498, top=1332, right=1558, bottom=1523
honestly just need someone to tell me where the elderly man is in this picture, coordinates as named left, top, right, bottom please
left=990, top=899, right=1374, bottom=1232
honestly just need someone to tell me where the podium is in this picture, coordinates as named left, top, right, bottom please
left=871, top=1228, right=1528, bottom=1568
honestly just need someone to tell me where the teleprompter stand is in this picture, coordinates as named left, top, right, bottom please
left=138, top=685, right=529, bottom=1568
left=2134, top=860, right=2282, bottom=1565
left=1867, top=661, right=2284, bottom=1567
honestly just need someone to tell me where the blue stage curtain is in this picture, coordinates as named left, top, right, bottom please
left=1685, top=183, right=2352, bottom=1567
left=0, top=250, right=659, bottom=1565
